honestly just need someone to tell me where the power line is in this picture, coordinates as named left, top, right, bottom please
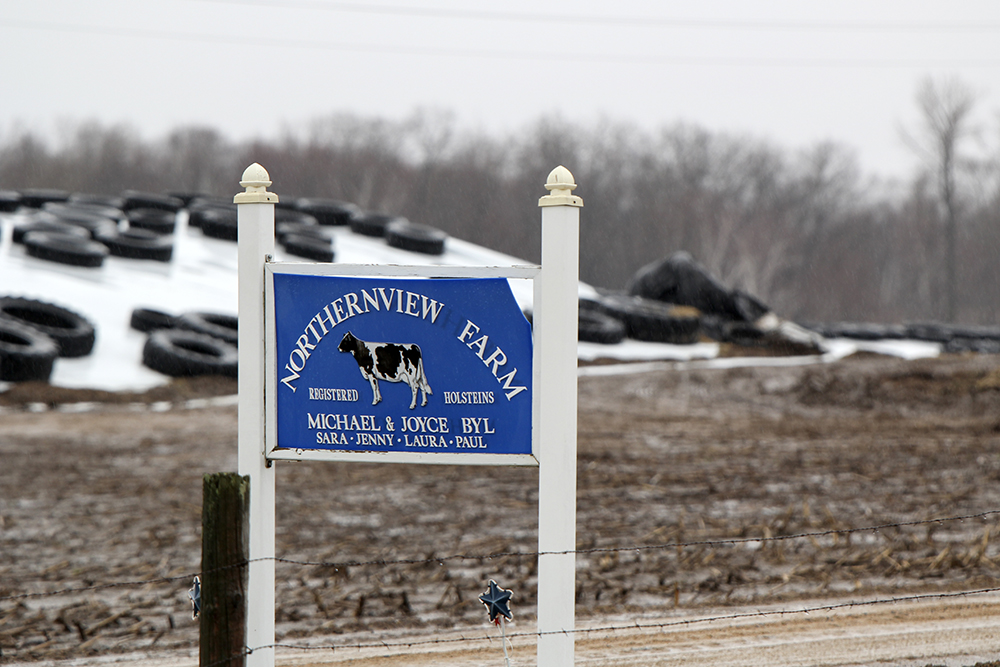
left=2, top=18, right=999, bottom=69
left=192, top=0, right=1000, bottom=34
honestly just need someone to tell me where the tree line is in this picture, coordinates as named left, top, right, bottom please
left=1, top=79, right=997, bottom=325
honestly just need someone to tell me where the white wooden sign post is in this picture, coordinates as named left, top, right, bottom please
left=235, top=164, right=277, bottom=667
left=234, top=163, right=580, bottom=667
left=536, top=166, right=581, bottom=667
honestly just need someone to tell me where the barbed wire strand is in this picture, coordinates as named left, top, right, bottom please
left=0, top=562, right=246, bottom=602
left=4, top=509, right=998, bottom=602
left=194, top=586, right=999, bottom=666
left=269, top=508, right=1000, bottom=569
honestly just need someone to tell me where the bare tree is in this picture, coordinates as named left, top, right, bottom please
left=904, top=76, right=978, bottom=322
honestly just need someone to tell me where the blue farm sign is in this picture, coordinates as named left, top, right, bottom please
left=269, top=272, right=533, bottom=461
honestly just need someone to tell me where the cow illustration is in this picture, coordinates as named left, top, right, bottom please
left=337, top=331, right=432, bottom=409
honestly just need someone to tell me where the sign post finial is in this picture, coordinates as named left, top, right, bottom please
left=538, top=165, right=583, bottom=207
left=234, top=163, right=279, bottom=204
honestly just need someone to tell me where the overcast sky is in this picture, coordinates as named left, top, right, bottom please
left=2, top=0, right=998, bottom=180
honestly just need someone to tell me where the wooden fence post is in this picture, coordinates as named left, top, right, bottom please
left=201, top=472, right=250, bottom=667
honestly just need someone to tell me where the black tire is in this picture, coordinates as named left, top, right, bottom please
left=176, top=311, right=238, bottom=346
left=713, top=318, right=766, bottom=346
left=295, top=198, right=359, bottom=226
left=578, top=308, right=626, bottom=345
left=945, top=337, right=1000, bottom=354
left=276, top=221, right=326, bottom=243
left=351, top=212, right=398, bottom=237
left=130, top=307, right=177, bottom=333
left=13, top=214, right=92, bottom=244
left=23, top=231, right=109, bottom=268
left=68, top=193, right=127, bottom=210
left=731, top=289, right=770, bottom=323
left=0, top=190, right=21, bottom=212
left=0, top=319, right=58, bottom=382
left=45, top=201, right=125, bottom=224
left=142, top=329, right=237, bottom=378
left=280, top=233, right=334, bottom=262
left=274, top=208, right=319, bottom=226
left=186, top=199, right=235, bottom=229
left=126, top=208, right=176, bottom=234
left=905, top=322, right=953, bottom=343
left=120, top=190, right=184, bottom=213
left=94, top=228, right=173, bottom=261
left=0, top=296, right=97, bottom=358
left=951, top=325, right=1000, bottom=342
left=166, top=191, right=208, bottom=206
left=197, top=208, right=238, bottom=241
left=18, top=189, right=69, bottom=209
left=598, top=293, right=701, bottom=344
left=385, top=219, right=447, bottom=255
left=805, top=322, right=907, bottom=341
left=43, top=205, right=119, bottom=239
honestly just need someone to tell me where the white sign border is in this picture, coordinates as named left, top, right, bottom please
left=264, top=261, right=541, bottom=467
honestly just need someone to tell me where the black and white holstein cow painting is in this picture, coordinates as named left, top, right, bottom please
left=338, top=331, right=433, bottom=409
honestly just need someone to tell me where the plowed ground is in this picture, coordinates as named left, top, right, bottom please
left=2, top=354, right=1000, bottom=665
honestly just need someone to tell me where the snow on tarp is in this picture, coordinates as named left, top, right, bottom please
left=0, top=210, right=939, bottom=392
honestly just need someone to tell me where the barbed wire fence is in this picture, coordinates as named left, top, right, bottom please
left=3, top=509, right=1000, bottom=663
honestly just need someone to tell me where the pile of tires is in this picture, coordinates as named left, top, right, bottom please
left=0, top=297, right=97, bottom=382
left=805, top=320, right=1000, bottom=355
left=133, top=307, right=238, bottom=378
left=595, top=293, right=701, bottom=344
left=10, top=198, right=179, bottom=267
left=621, top=252, right=822, bottom=350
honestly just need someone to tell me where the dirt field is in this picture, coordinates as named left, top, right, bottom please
left=2, top=353, right=1000, bottom=665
